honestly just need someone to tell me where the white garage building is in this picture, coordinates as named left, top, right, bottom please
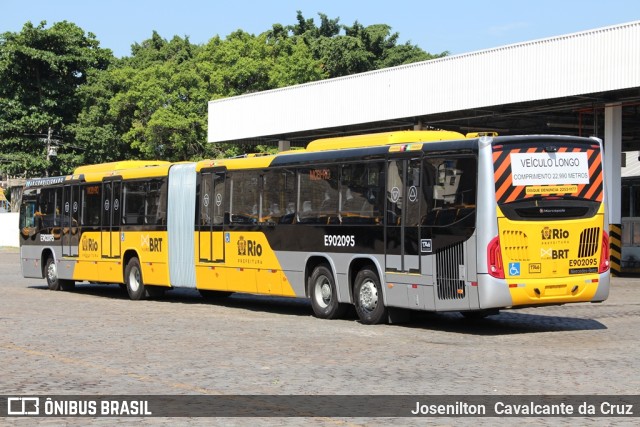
left=208, top=20, right=640, bottom=272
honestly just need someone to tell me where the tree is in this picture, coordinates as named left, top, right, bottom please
left=0, top=21, right=112, bottom=176
left=76, top=33, right=211, bottom=162
left=290, top=11, right=447, bottom=78
left=71, top=66, right=131, bottom=165
left=265, top=24, right=327, bottom=87
left=2, top=13, right=449, bottom=172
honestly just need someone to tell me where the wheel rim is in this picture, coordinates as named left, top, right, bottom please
left=47, top=261, right=57, bottom=284
left=129, top=267, right=141, bottom=292
left=314, top=275, right=332, bottom=308
left=359, top=279, right=378, bottom=312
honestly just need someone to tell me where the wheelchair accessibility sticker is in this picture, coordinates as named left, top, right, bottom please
left=509, top=262, right=521, bottom=276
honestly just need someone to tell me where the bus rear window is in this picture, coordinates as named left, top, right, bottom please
left=493, top=142, right=603, bottom=206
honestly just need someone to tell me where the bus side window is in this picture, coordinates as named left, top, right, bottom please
left=455, top=158, right=477, bottom=206
left=82, top=184, right=102, bottom=226
left=230, top=171, right=260, bottom=224
left=262, top=169, right=295, bottom=224
left=340, top=163, right=384, bottom=224
left=20, top=196, right=36, bottom=230
left=122, top=181, right=146, bottom=225
left=423, top=156, right=477, bottom=227
left=26, top=203, right=36, bottom=228
left=55, top=188, right=63, bottom=227
left=38, top=187, right=58, bottom=230
left=147, top=179, right=166, bottom=225
left=297, top=166, right=338, bottom=224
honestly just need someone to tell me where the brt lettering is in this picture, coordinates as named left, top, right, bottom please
left=552, top=249, right=569, bottom=259
left=149, top=238, right=163, bottom=252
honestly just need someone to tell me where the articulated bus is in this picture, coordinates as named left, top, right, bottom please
left=19, top=131, right=610, bottom=324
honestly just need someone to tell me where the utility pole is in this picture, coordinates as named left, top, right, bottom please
left=43, top=126, right=58, bottom=177
left=45, top=126, right=52, bottom=177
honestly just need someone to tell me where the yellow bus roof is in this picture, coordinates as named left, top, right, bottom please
left=73, top=160, right=170, bottom=174
left=64, top=130, right=493, bottom=177
left=305, top=130, right=466, bottom=151
left=196, top=130, right=471, bottom=171
left=71, top=160, right=172, bottom=183
left=197, top=155, right=276, bottom=171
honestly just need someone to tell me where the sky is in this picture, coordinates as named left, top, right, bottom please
left=1, top=0, right=639, bottom=58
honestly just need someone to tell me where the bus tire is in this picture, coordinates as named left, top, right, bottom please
left=45, top=257, right=61, bottom=290
left=125, top=257, right=146, bottom=300
left=354, top=268, right=387, bottom=325
left=309, top=264, right=347, bottom=319
left=45, top=257, right=74, bottom=291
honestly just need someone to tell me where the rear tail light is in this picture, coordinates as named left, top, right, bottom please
left=487, top=236, right=504, bottom=279
left=599, top=230, right=610, bottom=273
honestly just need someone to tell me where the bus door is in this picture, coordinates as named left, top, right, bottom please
left=424, top=156, right=477, bottom=310
left=198, top=169, right=226, bottom=263
left=385, top=158, right=422, bottom=273
left=101, top=179, right=122, bottom=259
left=61, top=184, right=80, bottom=257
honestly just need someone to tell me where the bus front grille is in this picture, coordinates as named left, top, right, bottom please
left=436, top=242, right=466, bottom=300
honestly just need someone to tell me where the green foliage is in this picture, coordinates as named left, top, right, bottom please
left=1, top=13, right=447, bottom=177
left=290, top=11, right=446, bottom=77
left=0, top=21, right=112, bottom=176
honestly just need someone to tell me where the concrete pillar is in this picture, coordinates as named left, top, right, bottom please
left=278, top=140, right=290, bottom=152
left=604, top=103, right=622, bottom=274
left=605, top=103, right=622, bottom=223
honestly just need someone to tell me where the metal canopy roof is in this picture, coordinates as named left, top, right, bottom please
left=208, top=21, right=640, bottom=149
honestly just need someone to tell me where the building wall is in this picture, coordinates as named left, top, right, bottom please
left=0, top=213, right=19, bottom=247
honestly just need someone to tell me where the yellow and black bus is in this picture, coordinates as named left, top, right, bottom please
left=20, top=131, right=610, bottom=323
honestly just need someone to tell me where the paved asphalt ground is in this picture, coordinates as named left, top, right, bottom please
left=0, top=247, right=638, bottom=425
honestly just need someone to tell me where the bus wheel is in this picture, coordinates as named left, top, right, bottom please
left=125, top=257, right=146, bottom=300
left=45, top=257, right=74, bottom=291
left=354, top=268, right=387, bottom=325
left=45, top=257, right=61, bottom=290
left=309, top=264, right=347, bottom=319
